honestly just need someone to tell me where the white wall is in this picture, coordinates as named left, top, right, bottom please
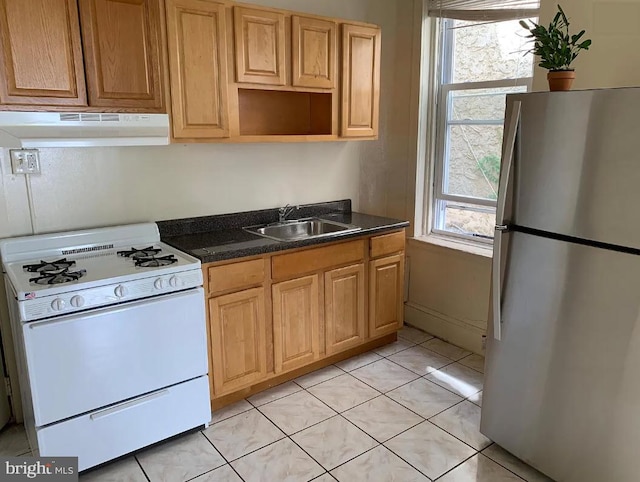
left=0, top=143, right=362, bottom=234
left=533, top=0, right=640, bottom=91
left=0, top=0, right=418, bottom=238
left=406, top=0, right=640, bottom=354
left=0, top=0, right=419, bottom=421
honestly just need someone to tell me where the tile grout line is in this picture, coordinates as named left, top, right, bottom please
left=341, top=348, right=490, bottom=479
left=204, top=330, right=484, bottom=481
left=322, top=441, right=382, bottom=477
left=280, top=347, right=473, bottom=429
left=383, top=351, right=458, bottom=378
left=301, top=377, right=448, bottom=480
left=255, top=395, right=338, bottom=437
left=423, top=414, right=489, bottom=453
left=210, top=404, right=254, bottom=425
left=305, top=375, right=382, bottom=415
left=255, top=407, right=343, bottom=476
left=242, top=389, right=365, bottom=476
left=478, top=446, right=533, bottom=481
left=202, top=415, right=288, bottom=465
left=256, top=387, right=397, bottom=475
left=378, top=331, right=491, bottom=480
left=281, top=364, right=346, bottom=391
left=198, top=427, right=248, bottom=482
left=432, top=451, right=526, bottom=482
left=341, top=392, right=427, bottom=425
left=380, top=418, right=481, bottom=482
left=133, top=455, right=152, bottom=482
left=346, top=350, right=463, bottom=403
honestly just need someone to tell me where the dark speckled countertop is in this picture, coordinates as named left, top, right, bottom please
left=157, top=200, right=409, bottom=264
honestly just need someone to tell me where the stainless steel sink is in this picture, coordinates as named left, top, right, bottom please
left=244, top=218, right=361, bottom=242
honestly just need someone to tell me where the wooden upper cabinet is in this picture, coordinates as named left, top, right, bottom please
left=272, top=275, right=320, bottom=373
left=166, top=0, right=229, bottom=139
left=292, top=16, right=336, bottom=89
left=325, top=263, right=365, bottom=355
left=209, top=287, right=268, bottom=396
left=369, top=254, right=404, bottom=338
left=341, top=24, right=381, bottom=138
left=0, top=0, right=86, bottom=106
left=234, top=7, right=286, bottom=86
left=78, top=0, right=164, bottom=110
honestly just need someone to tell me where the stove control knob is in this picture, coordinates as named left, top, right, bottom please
left=154, top=278, right=166, bottom=290
left=70, top=295, right=85, bottom=308
left=51, top=298, right=65, bottom=311
left=169, top=276, right=181, bottom=288
left=114, top=285, right=128, bottom=298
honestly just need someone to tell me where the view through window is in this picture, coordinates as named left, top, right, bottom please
left=432, top=18, right=535, bottom=242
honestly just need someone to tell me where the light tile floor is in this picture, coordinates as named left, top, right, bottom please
left=0, top=325, right=553, bottom=482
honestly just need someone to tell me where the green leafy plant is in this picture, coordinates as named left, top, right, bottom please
left=520, top=5, right=592, bottom=71
left=477, top=154, right=500, bottom=199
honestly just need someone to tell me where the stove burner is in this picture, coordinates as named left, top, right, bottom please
left=117, top=246, right=162, bottom=259
left=23, top=258, right=76, bottom=273
left=135, top=255, right=178, bottom=268
left=29, top=268, right=87, bottom=285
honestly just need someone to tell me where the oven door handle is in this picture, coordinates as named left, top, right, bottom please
left=28, top=317, right=80, bottom=329
left=90, top=389, right=169, bottom=420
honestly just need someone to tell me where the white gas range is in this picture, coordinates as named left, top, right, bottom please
left=0, top=223, right=211, bottom=471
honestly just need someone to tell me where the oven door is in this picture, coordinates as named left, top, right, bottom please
left=22, top=288, right=207, bottom=427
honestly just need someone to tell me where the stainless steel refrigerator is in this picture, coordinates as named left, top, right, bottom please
left=481, top=87, right=640, bottom=482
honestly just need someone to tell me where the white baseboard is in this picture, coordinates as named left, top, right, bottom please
left=404, top=302, right=486, bottom=355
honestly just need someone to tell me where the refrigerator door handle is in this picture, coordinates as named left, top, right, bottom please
left=492, top=100, right=521, bottom=341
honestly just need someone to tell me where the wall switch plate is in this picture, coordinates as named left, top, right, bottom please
left=10, top=149, right=40, bottom=174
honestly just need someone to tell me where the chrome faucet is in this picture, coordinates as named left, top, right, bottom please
left=278, top=204, right=298, bottom=222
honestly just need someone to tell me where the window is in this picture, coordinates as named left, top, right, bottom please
left=428, top=8, right=537, bottom=244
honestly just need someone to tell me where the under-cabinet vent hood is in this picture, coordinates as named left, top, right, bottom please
left=0, top=112, right=170, bottom=147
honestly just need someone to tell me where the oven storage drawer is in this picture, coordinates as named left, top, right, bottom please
left=36, top=376, right=210, bottom=472
left=23, top=288, right=207, bottom=426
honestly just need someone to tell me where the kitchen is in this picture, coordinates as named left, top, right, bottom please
left=0, top=0, right=639, bottom=481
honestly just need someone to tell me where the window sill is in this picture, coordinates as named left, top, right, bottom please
left=409, top=234, right=493, bottom=258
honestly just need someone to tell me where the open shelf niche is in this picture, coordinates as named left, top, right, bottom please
left=237, top=89, right=333, bottom=137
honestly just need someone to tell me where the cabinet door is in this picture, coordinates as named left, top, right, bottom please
left=0, top=0, right=86, bottom=106
left=79, top=0, right=163, bottom=110
left=272, top=275, right=320, bottom=373
left=341, top=24, right=381, bottom=138
left=209, top=287, right=268, bottom=396
left=292, top=16, right=336, bottom=89
left=166, top=0, right=229, bottom=138
left=325, top=264, right=365, bottom=355
left=234, top=7, right=286, bottom=85
left=369, top=254, right=404, bottom=338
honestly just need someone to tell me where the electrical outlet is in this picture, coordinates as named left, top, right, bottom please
left=10, top=149, right=40, bottom=174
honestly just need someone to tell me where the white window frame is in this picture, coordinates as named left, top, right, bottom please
left=430, top=18, right=533, bottom=245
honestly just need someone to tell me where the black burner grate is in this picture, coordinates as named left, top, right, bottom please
left=29, top=268, right=87, bottom=285
left=117, top=246, right=162, bottom=259
left=135, top=255, right=178, bottom=268
left=23, top=258, right=76, bottom=273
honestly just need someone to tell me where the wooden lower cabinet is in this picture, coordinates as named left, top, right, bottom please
left=272, top=275, right=320, bottom=373
left=209, top=287, right=268, bottom=396
left=324, top=263, right=365, bottom=355
left=369, top=253, right=404, bottom=338
left=205, top=229, right=406, bottom=407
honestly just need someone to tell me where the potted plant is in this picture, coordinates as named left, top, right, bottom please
left=520, top=5, right=592, bottom=91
